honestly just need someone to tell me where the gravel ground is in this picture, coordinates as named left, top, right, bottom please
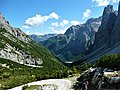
left=9, top=74, right=80, bottom=90
left=9, top=79, right=73, bottom=90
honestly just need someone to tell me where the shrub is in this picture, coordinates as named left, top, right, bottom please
left=96, top=54, right=120, bottom=70
left=22, top=85, right=29, bottom=90
left=0, top=76, right=3, bottom=79
left=2, top=72, right=11, bottom=78
left=2, top=75, right=36, bottom=89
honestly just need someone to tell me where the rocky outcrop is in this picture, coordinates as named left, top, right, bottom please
left=77, top=68, right=120, bottom=90
left=109, top=2, right=120, bottom=47
left=91, top=5, right=117, bottom=51
left=0, top=43, right=43, bottom=65
left=40, top=17, right=102, bottom=62
left=0, top=14, right=42, bottom=65
left=0, top=13, right=32, bottom=43
left=76, top=2, right=120, bottom=64
left=64, top=25, right=78, bottom=35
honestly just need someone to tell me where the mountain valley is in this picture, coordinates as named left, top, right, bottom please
left=1, top=1, right=120, bottom=90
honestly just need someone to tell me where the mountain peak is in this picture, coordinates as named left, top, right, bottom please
left=0, top=13, right=32, bottom=43
left=0, top=13, right=3, bottom=19
left=103, top=5, right=114, bottom=16
left=64, top=25, right=79, bottom=35
left=0, top=13, right=9, bottom=26
left=118, top=1, right=120, bottom=16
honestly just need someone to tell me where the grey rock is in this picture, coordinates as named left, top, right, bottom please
left=0, top=14, right=43, bottom=65
left=109, top=2, right=120, bottom=47
left=79, top=2, right=120, bottom=64
left=91, top=5, right=116, bottom=51
left=40, top=17, right=102, bottom=62
left=0, top=13, right=32, bottom=43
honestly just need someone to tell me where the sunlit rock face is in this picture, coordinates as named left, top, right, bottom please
left=40, top=17, right=102, bottom=62
left=0, top=14, right=43, bottom=65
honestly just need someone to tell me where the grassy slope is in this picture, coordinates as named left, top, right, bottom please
left=0, top=28, right=68, bottom=89
left=0, top=58, right=68, bottom=89
left=40, top=35, right=85, bottom=62
left=0, top=28, right=66, bottom=68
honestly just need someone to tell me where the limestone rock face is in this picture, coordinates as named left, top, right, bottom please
left=109, top=2, right=120, bottom=47
left=40, top=17, right=102, bottom=62
left=0, top=13, right=32, bottom=43
left=0, top=14, right=43, bottom=65
left=76, top=2, right=120, bottom=64
left=91, top=5, right=117, bottom=51
left=0, top=14, right=61, bottom=66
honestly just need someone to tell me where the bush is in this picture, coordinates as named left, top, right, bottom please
left=0, top=76, right=3, bottom=79
left=0, top=58, right=68, bottom=89
left=96, top=54, right=120, bottom=70
left=2, top=72, right=11, bottom=78
left=2, top=75, right=36, bottom=89
left=22, top=85, right=29, bottom=90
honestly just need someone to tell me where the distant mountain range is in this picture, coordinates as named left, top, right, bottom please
left=31, top=2, right=120, bottom=65
left=1, top=2, right=120, bottom=67
left=29, top=34, right=57, bottom=42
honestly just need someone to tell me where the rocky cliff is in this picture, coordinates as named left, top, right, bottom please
left=109, top=2, right=120, bottom=47
left=91, top=5, right=117, bottom=51
left=77, top=68, right=120, bottom=90
left=0, top=13, right=32, bottom=43
left=0, top=14, right=65, bottom=68
left=40, top=17, right=102, bottom=62
left=77, top=2, right=120, bottom=64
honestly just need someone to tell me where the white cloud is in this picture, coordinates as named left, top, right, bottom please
left=49, top=12, right=59, bottom=19
left=26, top=30, right=30, bottom=35
left=60, top=19, right=69, bottom=27
left=26, top=30, right=42, bottom=35
left=22, top=25, right=30, bottom=29
left=24, top=14, right=49, bottom=27
left=51, top=19, right=69, bottom=28
left=71, top=21, right=80, bottom=25
left=50, top=19, right=70, bottom=34
left=23, top=12, right=59, bottom=28
left=51, top=22, right=59, bottom=27
left=82, top=9, right=91, bottom=19
left=92, top=0, right=109, bottom=6
left=92, top=0, right=119, bottom=7
left=112, top=0, right=119, bottom=3
left=49, top=27, right=68, bottom=34
left=50, top=19, right=81, bottom=34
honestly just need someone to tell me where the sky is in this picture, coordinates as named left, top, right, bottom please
left=0, top=0, right=119, bottom=35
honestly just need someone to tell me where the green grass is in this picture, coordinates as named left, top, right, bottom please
left=0, top=28, right=66, bottom=68
left=0, top=28, right=68, bottom=89
left=96, top=54, right=120, bottom=70
left=0, top=58, right=68, bottom=89
left=22, top=84, right=58, bottom=90
left=117, top=70, right=120, bottom=74
left=22, top=85, right=42, bottom=90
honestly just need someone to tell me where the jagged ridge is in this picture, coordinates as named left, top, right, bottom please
left=75, top=2, right=120, bottom=64
left=40, top=17, right=102, bottom=62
